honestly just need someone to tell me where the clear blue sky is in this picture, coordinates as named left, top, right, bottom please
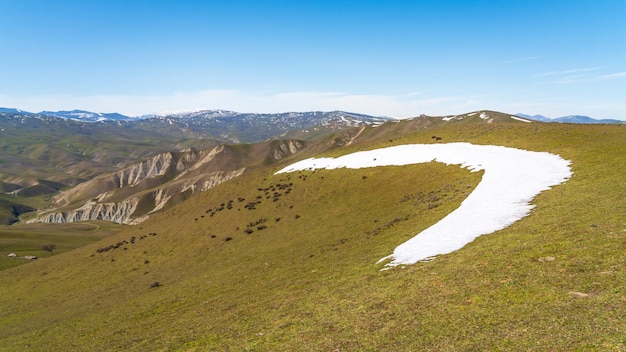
left=1, top=0, right=625, bottom=119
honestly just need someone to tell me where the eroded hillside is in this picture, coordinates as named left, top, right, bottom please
left=26, top=140, right=307, bottom=224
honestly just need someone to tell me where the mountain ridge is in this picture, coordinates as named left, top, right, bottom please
left=1, top=107, right=391, bottom=122
left=0, top=108, right=392, bottom=143
left=4, top=106, right=625, bottom=124
left=516, top=113, right=625, bottom=124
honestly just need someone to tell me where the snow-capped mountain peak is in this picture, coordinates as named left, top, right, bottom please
left=37, top=110, right=134, bottom=122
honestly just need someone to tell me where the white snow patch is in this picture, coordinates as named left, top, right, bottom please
left=510, top=115, right=532, bottom=123
left=468, top=112, right=477, bottom=116
left=276, top=143, right=571, bottom=268
left=479, top=112, right=489, bottom=120
left=443, top=115, right=467, bottom=121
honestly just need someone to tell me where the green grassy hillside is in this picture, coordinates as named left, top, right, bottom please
left=0, top=222, right=125, bottom=270
left=0, top=121, right=624, bottom=350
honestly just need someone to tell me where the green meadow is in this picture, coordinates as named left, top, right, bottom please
left=0, top=121, right=624, bottom=351
left=0, top=222, right=125, bottom=270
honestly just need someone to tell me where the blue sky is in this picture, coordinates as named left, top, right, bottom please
left=1, top=0, right=625, bottom=119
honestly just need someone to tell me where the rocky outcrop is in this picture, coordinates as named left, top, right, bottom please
left=52, top=146, right=224, bottom=207
left=150, top=188, right=171, bottom=213
left=26, top=140, right=307, bottom=225
left=273, top=140, right=304, bottom=160
left=174, top=145, right=224, bottom=178
left=34, top=198, right=139, bottom=224
left=27, top=165, right=247, bottom=225
left=114, top=152, right=173, bottom=188
left=200, top=169, right=245, bottom=190
left=179, top=169, right=245, bottom=195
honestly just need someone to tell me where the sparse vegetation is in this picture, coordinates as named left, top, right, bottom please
left=41, top=243, right=56, bottom=255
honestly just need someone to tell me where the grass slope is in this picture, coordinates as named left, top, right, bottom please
left=0, top=222, right=125, bottom=270
left=0, top=122, right=624, bottom=350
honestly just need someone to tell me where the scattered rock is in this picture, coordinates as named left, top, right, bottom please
left=7, top=253, right=16, bottom=257
left=568, top=291, right=589, bottom=298
left=538, top=256, right=556, bottom=262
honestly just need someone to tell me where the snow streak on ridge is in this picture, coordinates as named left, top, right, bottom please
left=276, top=143, right=572, bottom=268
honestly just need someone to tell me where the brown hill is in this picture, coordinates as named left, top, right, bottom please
left=25, top=140, right=309, bottom=225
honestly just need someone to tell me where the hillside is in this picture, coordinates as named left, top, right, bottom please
left=0, top=110, right=388, bottom=224
left=0, top=221, right=125, bottom=270
left=1, top=109, right=524, bottom=225
left=24, top=140, right=308, bottom=225
left=0, top=120, right=624, bottom=350
left=0, top=112, right=223, bottom=224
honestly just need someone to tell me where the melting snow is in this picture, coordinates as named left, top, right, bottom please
left=276, top=143, right=572, bottom=268
left=510, top=115, right=532, bottom=123
left=442, top=115, right=466, bottom=121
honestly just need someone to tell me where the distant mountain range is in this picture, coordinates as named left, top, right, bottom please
left=0, top=108, right=391, bottom=142
left=0, top=107, right=389, bottom=124
left=2, top=107, right=623, bottom=125
left=516, top=113, right=625, bottom=124
left=37, top=110, right=135, bottom=122
left=0, top=108, right=136, bottom=121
